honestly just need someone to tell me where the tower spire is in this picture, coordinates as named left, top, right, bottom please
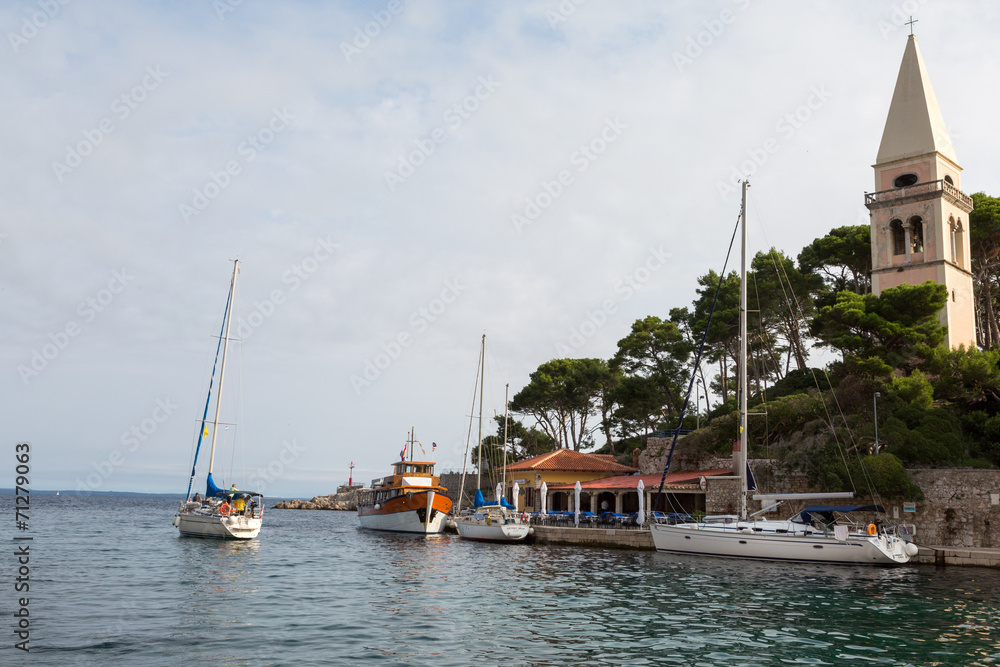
left=876, top=34, right=956, bottom=166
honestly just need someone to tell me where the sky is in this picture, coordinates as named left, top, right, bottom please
left=3, top=1, right=998, bottom=497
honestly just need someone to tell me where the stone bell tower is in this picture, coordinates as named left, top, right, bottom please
left=865, top=33, right=976, bottom=349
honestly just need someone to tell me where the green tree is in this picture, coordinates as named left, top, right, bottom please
left=509, top=358, right=610, bottom=450
left=750, top=248, right=822, bottom=375
left=969, top=192, right=1000, bottom=348
left=610, top=316, right=693, bottom=437
left=810, top=282, right=947, bottom=371
left=798, top=225, right=873, bottom=295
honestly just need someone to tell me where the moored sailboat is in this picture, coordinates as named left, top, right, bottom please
left=174, top=260, right=263, bottom=540
left=649, top=182, right=917, bottom=565
left=453, top=335, right=530, bottom=542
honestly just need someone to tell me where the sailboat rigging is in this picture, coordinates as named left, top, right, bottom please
left=649, top=181, right=917, bottom=565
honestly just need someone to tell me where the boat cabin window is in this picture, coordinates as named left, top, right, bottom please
left=394, top=462, right=433, bottom=475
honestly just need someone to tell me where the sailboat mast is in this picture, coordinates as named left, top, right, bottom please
left=502, top=383, right=509, bottom=490
left=207, top=259, right=238, bottom=476
left=409, top=427, right=414, bottom=462
left=476, top=334, right=485, bottom=491
left=738, top=181, right=749, bottom=520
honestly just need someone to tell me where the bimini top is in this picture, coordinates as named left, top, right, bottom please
left=794, top=505, right=885, bottom=525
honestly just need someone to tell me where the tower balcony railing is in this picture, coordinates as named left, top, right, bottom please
left=865, top=179, right=974, bottom=212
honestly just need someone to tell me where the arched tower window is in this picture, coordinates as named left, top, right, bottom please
left=908, top=216, right=924, bottom=254
left=944, top=175, right=954, bottom=185
left=952, top=218, right=965, bottom=267
left=890, top=219, right=905, bottom=256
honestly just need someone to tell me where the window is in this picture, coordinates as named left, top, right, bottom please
left=944, top=175, right=954, bottom=185
left=525, top=487, right=534, bottom=508
left=893, top=173, right=919, bottom=187
left=890, top=219, right=906, bottom=255
left=909, top=216, right=924, bottom=253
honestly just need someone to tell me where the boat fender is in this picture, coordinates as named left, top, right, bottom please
left=220, top=503, right=231, bottom=516
left=486, top=515, right=492, bottom=526
left=867, top=523, right=877, bottom=536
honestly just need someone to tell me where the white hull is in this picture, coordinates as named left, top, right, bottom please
left=358, top=509, right=449, bottom=534
left=650, top=521, right=912, bottom=566
left=175, top=511, right=262, bottom=540
left=455, top=515, right=529, bottom=542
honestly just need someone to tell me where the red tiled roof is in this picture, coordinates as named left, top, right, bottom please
left=547, top=469, right=732, bottom=490
left=502, top=449, right=638, bottom=474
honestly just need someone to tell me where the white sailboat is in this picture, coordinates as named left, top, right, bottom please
left=173, top=260, right=263, bottom=540
left=649, top=182, right=917, bottom=565
left=453, top=335, right=529, bottom=542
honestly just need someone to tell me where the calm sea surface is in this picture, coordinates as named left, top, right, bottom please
left=2, top=494, right=999, bottom=666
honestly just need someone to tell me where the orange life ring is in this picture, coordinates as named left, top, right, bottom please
left=866, top=523, right=877, bottom=536
left=220, top=503, right=231, bottom=516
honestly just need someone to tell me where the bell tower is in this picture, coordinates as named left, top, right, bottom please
left=865, top=33, right=976, bottom=349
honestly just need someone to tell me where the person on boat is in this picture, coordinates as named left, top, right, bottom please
left=233, top=494, right=246, bottom=514
left=192, top=493, right=202, bottom=504
left=230, top=483, right=238, bottom=494
left=247, top=497, right=257, bottom=516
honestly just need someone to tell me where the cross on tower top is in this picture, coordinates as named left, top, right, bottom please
left=905, top=15, right=918, bottom=35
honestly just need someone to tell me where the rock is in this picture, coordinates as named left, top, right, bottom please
left=272, top=489, right=362, bottom=511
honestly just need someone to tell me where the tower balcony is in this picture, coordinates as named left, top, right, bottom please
left=865, top=179, right=974, bottom=213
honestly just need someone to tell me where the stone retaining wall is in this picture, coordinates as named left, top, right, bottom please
left=531, top=525, right=654, bottom=550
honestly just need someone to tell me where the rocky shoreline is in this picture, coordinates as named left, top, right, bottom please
left=273, top=489, right=360, bottom=511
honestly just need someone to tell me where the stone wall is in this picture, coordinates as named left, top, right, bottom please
left=903, top=469, right=1000, bottom=548
left=531, top=525, right=654, bottom=550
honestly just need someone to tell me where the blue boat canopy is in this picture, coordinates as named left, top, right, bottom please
left=473, top=489, right=486, bottom=508
left=794, top=505, right=884, bottom=524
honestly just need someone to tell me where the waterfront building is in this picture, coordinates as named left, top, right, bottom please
left=501, top=449, right=636, bottom=512
left=545, top=469, right=732, bottom=516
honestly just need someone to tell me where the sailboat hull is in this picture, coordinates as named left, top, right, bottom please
left=650, top=522, right=911, bottom=565
left=454, top=513, right=529, bottom=542
left=176, top=511, right=262, bottom=540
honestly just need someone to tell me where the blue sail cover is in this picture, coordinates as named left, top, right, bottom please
left=206, top=472, right=226, bottom=498
left=473, top=489, right=486, bottom=508
left=795, top=505, right=885, bottom=524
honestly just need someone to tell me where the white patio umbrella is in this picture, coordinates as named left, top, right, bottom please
left=495, top=482, right=503, bottom=506
left=540, top=481, right=547, bottom=515
left=637, top=479, right=646, bottom=526
left=574, top=480, right=581, bottom=527
left=512, top=482, right=520, bottom=511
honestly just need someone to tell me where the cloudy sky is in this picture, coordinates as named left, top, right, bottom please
left=4, top=1, right=998, bottom=497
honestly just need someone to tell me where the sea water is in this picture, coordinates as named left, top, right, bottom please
left=2, top=494, right=999, bottom=666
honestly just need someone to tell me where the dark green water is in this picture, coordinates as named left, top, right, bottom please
left=4, top=495, right=998, bottom=665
